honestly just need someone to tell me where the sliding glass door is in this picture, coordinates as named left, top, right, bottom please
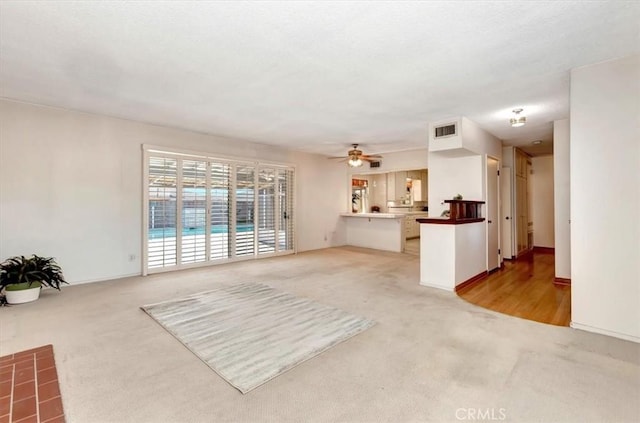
left=144, top=150, right=295, bottom=273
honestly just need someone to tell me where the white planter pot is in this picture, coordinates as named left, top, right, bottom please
left=5, top=285, right=41, bottom=304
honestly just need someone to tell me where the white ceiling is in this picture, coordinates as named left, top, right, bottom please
left=1, top=1, right=639, bottom=157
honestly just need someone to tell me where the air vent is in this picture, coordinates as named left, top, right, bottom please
left=369, top=161, right=381, bottom=168
left=434, top=123, right=457, bottom=138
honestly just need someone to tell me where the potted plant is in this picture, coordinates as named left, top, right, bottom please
left=0, top=255, right=67, bottom=304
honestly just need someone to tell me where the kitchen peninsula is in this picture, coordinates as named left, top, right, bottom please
left=341, top=211, right=429, bottom=252
left=343, top=170, right=428, bottom=253
left=341, top=212, right=406, bottom=252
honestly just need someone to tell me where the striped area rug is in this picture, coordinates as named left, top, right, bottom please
left=141, top=283, right=375, bottom=393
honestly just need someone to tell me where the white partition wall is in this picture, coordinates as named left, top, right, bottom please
left=570, top=55, right=640, bottom=342
left=553, top=119, right=571, bottom=279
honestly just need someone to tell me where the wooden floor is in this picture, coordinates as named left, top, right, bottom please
left=457, top=251, right=571, bottom=326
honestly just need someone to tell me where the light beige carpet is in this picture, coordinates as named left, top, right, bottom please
left=141, top=282, right=375, bottom=393
left=2, top=247, right=639, bottom=422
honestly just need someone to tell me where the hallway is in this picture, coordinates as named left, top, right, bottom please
left=457, top=251, right=571, bottom=326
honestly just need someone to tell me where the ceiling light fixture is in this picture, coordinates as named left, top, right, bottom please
left=348, top=156, right=363, bottom=167
left=532, top=140, right=543, bottom=145
left=510, top=108, right=526, bottom=127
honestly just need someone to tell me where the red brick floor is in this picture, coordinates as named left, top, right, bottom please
left=0, top=345, right=65, bottom=423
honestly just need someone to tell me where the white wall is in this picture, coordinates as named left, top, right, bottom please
left=460, top=117, right=503, bottom=159
left=428, top=117, right=502, bottom=216
left=419, top=222, right=485, bottom=291
left=530, top=155, right=554, bottom=248
left=0, top=100, right=347, bottom=284
left=422, top=117, right=502, bottom=292
left=347, top=148, right=428, bottom=175
left=428, top=155, right=483, bottom=217
left=570, top=54, right=640, bottom=342
left=553, top=119, right=571, bottom=278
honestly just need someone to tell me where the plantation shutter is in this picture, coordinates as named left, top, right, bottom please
left=278, top=168, right=295, bottom=252
left=210, top=162, right=231, bottom=260
left=258, top=168, right=277, bottom=254
left=144, top=149, right=295, bottom=274
left=234, top=165, right=255, bottom=257
left=147, top=157, right=177, bottom=269
left=181, top=160, right=207, bottom=264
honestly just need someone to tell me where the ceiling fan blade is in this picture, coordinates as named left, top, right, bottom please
left=328, top=156, right=348, bottom=161
left=362, top=154, right=383, bottom=159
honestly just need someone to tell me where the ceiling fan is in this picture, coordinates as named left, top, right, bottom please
left=329, top=144, right=382, bottom=167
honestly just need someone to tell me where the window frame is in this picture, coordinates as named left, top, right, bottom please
left=142, top=144, right=296, bottom=275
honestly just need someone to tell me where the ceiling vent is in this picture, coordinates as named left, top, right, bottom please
left=369, top=160, right=381, bottom=168
left=434, top=123, right=457, bottom=139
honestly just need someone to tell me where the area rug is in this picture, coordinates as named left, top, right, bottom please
left=141, top=282, right=375, bottom=393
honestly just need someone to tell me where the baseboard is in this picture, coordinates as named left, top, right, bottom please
left=515, top=250, right=533, bottom=260
left=71, top=272, right=141, bottom=285
left=455, top=271, right=488, bottom=292
left=533, top=246, right=555, bottom=254
left=570, top=322, right=640, bottom=343
left=419, top=281, right=454, bottom=292
left=553, top=277, right=571, bottom=286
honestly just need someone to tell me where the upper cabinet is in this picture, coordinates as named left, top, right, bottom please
left=412, top=169, right=428, bottom=202
left=355, top=169, right=427, bottom=208
left=386, top=169, right=427, bottom=202
left=386, top=172, right=396, bottom=201
left=395, top=171, right=409, bottom=199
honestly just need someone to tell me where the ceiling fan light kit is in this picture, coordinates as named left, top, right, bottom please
left=348, top=157, right=363, bottom=167
left=510, top=108, right=526, bottom=127
left=330, top=144, right=382, bottom=167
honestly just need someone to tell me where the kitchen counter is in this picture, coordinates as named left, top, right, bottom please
left=341, top=211, right=428, bottom=217
left=340, top=212, right=404, bottom=219
left=341, top=212, right=429, bottom=251
left=341, top=213, right=404, bottom=252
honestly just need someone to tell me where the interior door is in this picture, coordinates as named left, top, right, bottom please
left=487, top=157, right=500, bottom=271
left=500, top=167, right=513, bottom=259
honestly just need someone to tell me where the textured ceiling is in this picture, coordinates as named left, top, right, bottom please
left=1, top=1, right=639, bottom=157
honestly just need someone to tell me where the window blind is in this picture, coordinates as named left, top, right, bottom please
left=145, top=150, right=294, bottom=273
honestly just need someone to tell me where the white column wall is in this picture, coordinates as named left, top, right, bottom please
left=570, top=54, right=640, bottom=342
left=427, top=155, right=483, bottom=217
left=553, top=119, right=571, bottom=278
left=0, top=100, right=347, bottom=284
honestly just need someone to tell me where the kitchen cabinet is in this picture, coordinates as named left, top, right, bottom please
left=382, top=169, right=428, bottom=203
left=411, top=170, right=428, bottom=202
left=395, top=171, right=409, bottom=200
left=412, top=180, right=423, bottom=201
left=404, top=214, right=427, bottom=239
left=388, top=171, right=411, bottom=201
left=386, top=172, right=396, bottom=201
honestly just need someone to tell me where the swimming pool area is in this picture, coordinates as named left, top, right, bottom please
left=148, top=224, right=254, bottom=239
